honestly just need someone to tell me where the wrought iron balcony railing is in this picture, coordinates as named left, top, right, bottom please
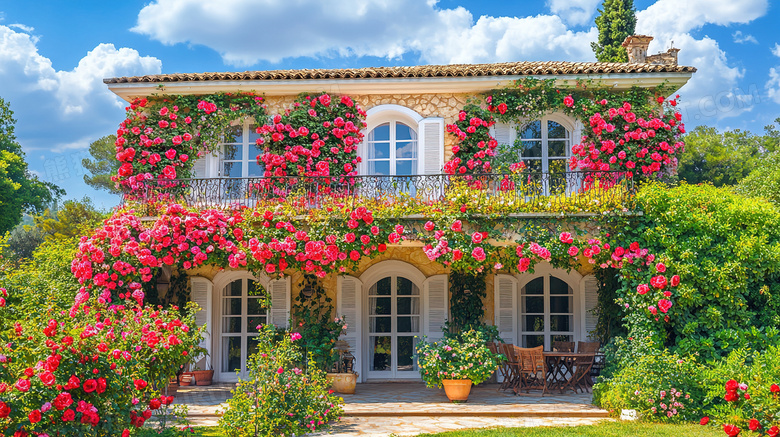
left=125, top=171, right=636, bottom=214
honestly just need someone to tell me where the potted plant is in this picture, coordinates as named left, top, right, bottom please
left=189, top=347, right=214, bottom=386
left=416, top=328, right=503, bottom=402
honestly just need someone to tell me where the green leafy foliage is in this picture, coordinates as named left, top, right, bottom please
left=737, top=151, right=780, bottom=206
left=448, top=271, right=488, bottom=332
left=83, top=134, right=121, bottom=194
left=219, top=324, right=343, bottom=437
left=291, top=276, right=346, bottom=372
left=590, top=0, right=636, bottom=63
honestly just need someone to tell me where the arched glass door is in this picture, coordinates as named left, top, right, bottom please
left=520, top=275, right=574, bottom=350
left=219, top=278, right=266, bottom=379
left=366, top=276, right=421, bottom=379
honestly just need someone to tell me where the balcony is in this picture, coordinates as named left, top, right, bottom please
left=126, top=172, right=637, bottom=216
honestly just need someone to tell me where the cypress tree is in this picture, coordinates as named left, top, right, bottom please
left=590, top=0, right=637, bottom=63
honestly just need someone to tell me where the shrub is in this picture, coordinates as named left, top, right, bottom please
left=219, top=324, right=343, bottom=437
left=593, top=336, right=705, bottom=422
left=415, top=328, right=502, bottom=388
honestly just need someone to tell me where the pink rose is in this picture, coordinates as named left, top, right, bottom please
left=471, top=232, right=483, bottom=244
left=451, top=220, right=462, bottom=232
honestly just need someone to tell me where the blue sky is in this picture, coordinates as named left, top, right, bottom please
left=0, top=0, right=778, bottom=209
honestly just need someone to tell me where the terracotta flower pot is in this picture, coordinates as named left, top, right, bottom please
left=326, top=372, right=357, bottom=394
left=442, top=379, right=472, bottom=402
left=179, top=373, right=193, bottom=386
left=191, top=370, right=214, bottom=386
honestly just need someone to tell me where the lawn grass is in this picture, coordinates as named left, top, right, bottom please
left=193, top=422, right=722, bottom=436
left=416, top=422, right=721, bottom=437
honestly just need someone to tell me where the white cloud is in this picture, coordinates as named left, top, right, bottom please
left=772, top=43, right=780, bottom=58
left=132, top=0, right=597, bottom=65
left=8, top=23, right=34, bottom=32
left=546, top=0, right=600, bottom=26
left=766, top=68, right=780, bottom=104
left=0, top=24, right=162, bottom=154
left=636, top=0, right=768, bottom=35
left=732, top=31, right=758, bottom=44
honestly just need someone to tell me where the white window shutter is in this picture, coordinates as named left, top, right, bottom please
left=494, top=274, right=518, bottom=345
left=337, top=275, right=363, bottom=380
left=583, top=275, right=599, bottom=341
left=417, top=117, right=444, bottom=175
left=190, top=277, right=213, bottom=368
left=192, top=157, right=208, bottom=178
left=191, top=152, right=219, bottom=178
left=491, top=122, right=514, bottom=147
left=269, top=277, right=291, bottom=328
left=423, top=275, right=449, bottom=342
left=207, top=152, right=220, bottom=178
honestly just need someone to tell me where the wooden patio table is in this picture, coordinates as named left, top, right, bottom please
left=542, top=352, right=595, bottom=395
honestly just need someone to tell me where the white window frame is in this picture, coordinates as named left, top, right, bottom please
left=360, top=105, right=424, bottom=176
left=516, top=114, right=575, bottom=173
left=219, top=118, right=263, bottom=178
left=365, top=121, right=419, bottom=176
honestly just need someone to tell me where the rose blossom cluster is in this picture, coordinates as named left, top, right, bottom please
left=258, top=93, right=365, bottom=181
left=711, top=380, right=780, bottom=437
left=444, top=109, right=498, bottom=175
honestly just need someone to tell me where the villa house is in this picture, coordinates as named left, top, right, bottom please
left=104, top=36, right=694, bottom=383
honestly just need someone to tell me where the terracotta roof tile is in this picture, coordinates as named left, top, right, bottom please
left=104, top=61, right=696, bottom=84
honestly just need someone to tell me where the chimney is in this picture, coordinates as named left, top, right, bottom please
left=622, top=35, right=654, bottom=63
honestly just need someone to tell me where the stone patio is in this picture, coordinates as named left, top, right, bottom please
left=174, top=382, right=610, bottom=435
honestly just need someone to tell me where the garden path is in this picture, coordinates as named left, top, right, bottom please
left=174, top=382, right=609, bottom=435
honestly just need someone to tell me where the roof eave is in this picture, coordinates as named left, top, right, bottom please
left=106, top=72, right=694, bottom=103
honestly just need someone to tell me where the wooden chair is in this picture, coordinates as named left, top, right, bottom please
left=514, top=345, right=546, bottom=394
left=488, top=342, right=510, bottom=391
left=570, top=353, right=596, bottom=393
left=499, top=343, right=520, bottom=391
left=552, top=341, right=575, bottom=352
left=577, top=341, right=600, bottom=354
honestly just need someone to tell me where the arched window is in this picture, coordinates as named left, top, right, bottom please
left=518, top=116, right=572, bottom=173
left=520, top=275, right=574, bottom=349
left=366, top=121, right=418, bottom=175
left=220, top=119, right=264, bottom=178
left=367, top=275, right=421, bottom=378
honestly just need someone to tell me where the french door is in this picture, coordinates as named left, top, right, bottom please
left=520, top=275, right=574, bottom=350
left=366, top=276, right=421, bottom=379
left=219, top=278, right=266, bottom=380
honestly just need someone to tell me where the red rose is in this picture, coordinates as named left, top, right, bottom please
left=39, top=372, right=55, bottom=386
left=83, top=379, right=97, bottom=393
left=650, top=275, right=668, bottom=289
left=451, top=220, right=462, bottom=232
left=724, top=391, right=739, bottom=402
left=636, top=284, right=649, bottom=295
left=563, top=95, right=574, bottom=107
left=53, top=392, right=73, bottom=410
left=452, top=249, right=463, bottom=261
left=725, top=380, right=739, bottom=391
left=0, top=402, right=9, bottom=418
left=133, top=379, right=148, bottom=390
left=62, top=409, right=75, bottom=422
left=771, top=383, right=780, bottom=393
left=768, top=426, right=780, bottom=437
left=699, top=416, right=709, bottom=425
left=749, top=418, right=761, bottom=431
left=670, top=275, right=680, bottom=287
left=15, top=379, right=30, bottom=392
left=723, top=424, right=741, bottom=437
left=149, top=398, right=162, bottom=410
left=28, top=409, right=41, bottom=424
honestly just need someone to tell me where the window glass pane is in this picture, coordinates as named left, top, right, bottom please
left=550, top=296, right=572, bottom=314
left=396, top=123, right=416, bottom=141
left=549, top=159, right=568, bottom=174
left=397, top=336, right=418, bottom=371
left=552, top=334, right=573, bottom=343
left=523, top=335, right=544, bottom=348
left=523, top=296, right=544, bottom=314
left=222, top=337, right=242, bottom=372
left=369, top=142, right=390, bottom=160
left=247, top=336, right=260, bottom=359
left=248, top=161, right=263, bottom=177
left=548, top=120, right=569, bottom=139
left=396, top=160, right=416, bottom=176
left=247, top=297, right=266, bottom=315
left=224, top=125, right=242, bottom=143
left=396, top=141, right=417, bottom=159
left=248, top=125, right=262, bottom=144
left=550, top=277, right=571, bottom=295
left=371, top=277, right=392, bottom=295
left=397, top=277, right=419, bottom=295
left=226, top=280, right=243, bottom=296
left=397, top=316, right=420, bottom=333
left=369, top=316, right=391, bottom=333
left=548, top=140, right=567, bottom=157
left=223, top=161, right=243, bottom=178
left=369, top=297, right=391, bottom=315
left=371, top=336, right=392, bottom=371
left=520, top=121, right=542, bottom=139
left=523, top=315, right=545, bottom=332
left=523, top=159, right=543, bottom=171
left=397, top=297, right=420, bottom=315
left=223, top=297, right=241, bottom=315
left=550, top=315, right=572, bottom=332
left=523, top=277, right=544, bottom=295
left=520, top=141, right=542, bottom=158
left=370, top=124, right=391, bottom=142
left=246, top=316, right=266, bottom=332
left=368, top=160, right=390, bottom=175
left=223, top=144, right=242, bottom=161
left=248, top=280, right=264, bottom=296
left=222, top=317, right=241, bottom=333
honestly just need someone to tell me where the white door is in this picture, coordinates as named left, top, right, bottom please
left=519, top=275, right=575, bottom=350
left=366, top=276, right=421, bottom=379
left=218, top=278, right=267, bottom=380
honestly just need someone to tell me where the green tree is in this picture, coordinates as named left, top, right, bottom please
left=677, top=125, right=763, bottom=186
left=590, top=0, right=636, bottom=62
left=0, top=97, right=63, bottom=234
left=34, top=197, right=106, bottom=240
left=736, top=152, right=780, bottom=206
left=82, top=134, right=121, bottom=194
